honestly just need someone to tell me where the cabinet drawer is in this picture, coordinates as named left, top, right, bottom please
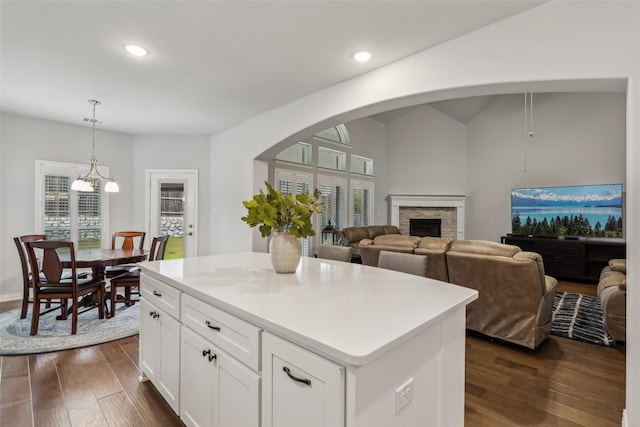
left=181, top=294, right=261, bottom=372
left=141, top=273, right=181, bottom=320
left=262, top=332, right=344, bottom=427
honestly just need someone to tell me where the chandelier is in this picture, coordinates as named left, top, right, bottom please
left=71, top=99, right=119, bottom=192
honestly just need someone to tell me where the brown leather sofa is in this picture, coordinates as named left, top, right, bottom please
left=446, top=240, right=557, bottom=349
left=361, top=235, right=452, bottom=282
left=339, top=225, right=400, bottom=257
left=597, top=259, right=626, bottom=342
left=363, top=236, right=557, bottom=349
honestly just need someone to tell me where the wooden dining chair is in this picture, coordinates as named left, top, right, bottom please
left=14, top=234, right=54, bottom=319
left=105, top=231, right=146, bottom=278
left=109, top=235, right=170, bottom=316
left=25, top=240, right=105, bottom=335
left=317, top=245, right=353, bottom=263
left=377, top=251, right=428, bottom=277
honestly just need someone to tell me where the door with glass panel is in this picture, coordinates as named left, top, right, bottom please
left=146, top=169, right=198, bottom=259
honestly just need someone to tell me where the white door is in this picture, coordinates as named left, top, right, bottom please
left=146, top=169, right=198, bottom=258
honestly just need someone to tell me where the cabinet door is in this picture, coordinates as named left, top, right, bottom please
left=215, top=349, right=260, bottom=427
left=181, top=326, right=261, bottom=427
left=262, top=332, right=344, bottom=427
left=140, top=299, right=181, bottom=414
left=140, top=299, right=160, bottom=381
left=181, top=326, right=217, bottom=427
left=157, top=305, right=181, bottom=414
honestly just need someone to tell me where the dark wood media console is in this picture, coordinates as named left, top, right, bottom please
left=501, top=235, right=626, bottom=282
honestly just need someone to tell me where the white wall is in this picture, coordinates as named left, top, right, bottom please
left=208, top=2, right=640, bottom=424
left=466, top=92, right=626, bottom=241
left=132, top=135, right=210, bottom=256
left=0, top=112, right=134, bottom=298
left=209, top=125, right=251, bottom=255
left=385, top=104, right=468, bottom=196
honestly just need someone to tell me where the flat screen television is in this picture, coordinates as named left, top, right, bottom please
left=511, top=184, right=623, bottom=238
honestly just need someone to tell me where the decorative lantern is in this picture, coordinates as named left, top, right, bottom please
left=321, top=220, right=338, bottom=245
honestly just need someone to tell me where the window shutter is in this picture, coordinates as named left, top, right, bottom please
left=274, top=169, right=314, bottom=257
left=37, top=160, right=110, bottom=248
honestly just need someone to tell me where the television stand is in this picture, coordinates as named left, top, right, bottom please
left=501, top=235, right=626, bottom=282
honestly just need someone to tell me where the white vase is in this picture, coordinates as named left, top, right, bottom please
left=269, top=231, right=302, bottom=273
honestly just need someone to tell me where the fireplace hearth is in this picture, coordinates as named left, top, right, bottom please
left=410, top=219, right=442, bottom=237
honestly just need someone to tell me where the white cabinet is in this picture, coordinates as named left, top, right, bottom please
left=180, top=326, right=260, bottom=427
left=262, top=332, right=344, bottom=427
left=139, top=274, right=182, bottom=414
left=139, top=298, right=181, bottom=414
left=181, top=293, right=261, bottom=371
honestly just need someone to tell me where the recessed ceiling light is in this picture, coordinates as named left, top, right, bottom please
left=352, top=51, right=373, bottom=63
left=123, top=44, right=150, bottom=57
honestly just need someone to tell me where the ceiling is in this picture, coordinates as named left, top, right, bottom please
left=0, top=1, right=546, bottom=136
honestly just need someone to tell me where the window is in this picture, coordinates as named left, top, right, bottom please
left=351, top=179, right=374, bottom=227
left=275, top=142, right=312, bottom=165
left=314, top=124, right=350, bottom=145
left=274, top=169, right=313, bottom=256
left=318, top=175, right=347, bottom=235
left=270, top=123, right=375, bottom=230
left=318, top=147, right=346, bottom=171
left=36, top=160, right=110, bottom=249
left=351, top=155, right=373, bottom=175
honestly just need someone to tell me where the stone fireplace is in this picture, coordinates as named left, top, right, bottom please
left=388, top=195, right=466, bottom=240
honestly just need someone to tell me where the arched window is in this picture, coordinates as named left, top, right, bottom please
left=314, top=124, right=350, bottom=145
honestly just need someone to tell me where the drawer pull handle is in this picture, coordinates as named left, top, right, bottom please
left=205, top=320, right=221, bottom=331
left=283, top=367, right=311, bottom=387
left=202, top=349, right=217, bottom=362
left=153, top=290, right=162, bottom=297
left=149, top=311, right=159, bottom=318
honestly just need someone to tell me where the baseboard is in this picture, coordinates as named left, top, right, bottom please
left=622, top=409, right=628, bottom=427
left=0, top=292, right=22, bottom=303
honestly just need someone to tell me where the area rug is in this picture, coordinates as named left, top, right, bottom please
left=0, top=303, right=139, bottom=355
left=551, top=291, right=616, bottom=347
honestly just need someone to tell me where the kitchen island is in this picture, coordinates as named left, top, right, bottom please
left=137, top=252, right=478, bottom=427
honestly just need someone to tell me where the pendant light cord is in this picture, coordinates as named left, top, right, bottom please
left=89, top=99, right=100, bottom=161
left=524, top=92, right=534, bottom=172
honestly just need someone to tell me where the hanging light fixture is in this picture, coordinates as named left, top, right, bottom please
left=71, top=100, right=119, bottom=192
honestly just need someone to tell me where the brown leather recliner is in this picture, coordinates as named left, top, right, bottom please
left=598, top=259, right=626, bottom=342
left=446, top=240, right=557, bottom=349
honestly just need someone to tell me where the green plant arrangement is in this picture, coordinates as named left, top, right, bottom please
left=241, top=181, right=323, bottom=238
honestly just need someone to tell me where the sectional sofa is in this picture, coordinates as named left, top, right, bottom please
left=358, top=233, right=557, bottom=349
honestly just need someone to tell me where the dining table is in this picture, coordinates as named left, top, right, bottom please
left=59, top=248, right=149, bottom=317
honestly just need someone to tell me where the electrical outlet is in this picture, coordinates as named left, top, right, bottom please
left=395, top=378, right=414, bottom=413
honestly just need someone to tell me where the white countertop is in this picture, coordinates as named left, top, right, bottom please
left=138, top=252, right=478, bottom=366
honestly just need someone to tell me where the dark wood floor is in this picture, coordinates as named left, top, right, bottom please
left=0, top=282, right=625, bottom=427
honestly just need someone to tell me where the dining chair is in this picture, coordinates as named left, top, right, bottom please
left=377, top=251, right=428, bottom=277
left=109, top=235, right=170, bottom=316
left=14, top=234, right=54, bottom=319
left=317, top=245, right=353, bottom=263
left=105, top=231, right=146, bottom=278
left=25, top=240, right=105, bottom=335
left=14, top=235, right=92, bottom=319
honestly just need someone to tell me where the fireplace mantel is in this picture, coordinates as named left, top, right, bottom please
left=388, top=194, right=467, bottom=240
